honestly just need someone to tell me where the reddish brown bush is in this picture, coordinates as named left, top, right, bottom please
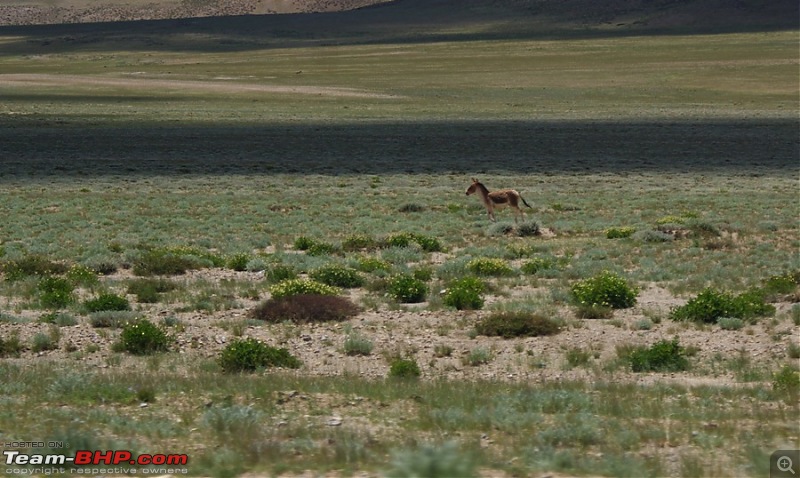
left=250, top=294, right=360, bottom=323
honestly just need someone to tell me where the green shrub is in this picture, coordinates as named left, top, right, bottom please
left=227, top=253, right=250, bottom=272
left=388, top=274, right=428, bottom=303
left=413, top=234, right=443, bottom=252
left=219, top=338, right=301, bottom=373
left=2, top=255, right=68, bottom=281
left=762, top=273, right=798, bottom=298
left=628, top=338, right=689, bottom=373
left=38, top=276, right=75, bottom=309
left=570, top=271, right=638, bottom=309
left=306, top=242, right=338, bottom=256
left=384, top=233, right=415, bottom=248
left=772, top=365, right=800, bottom=395
left=293, top=236, right=316, bottom=251
left=606, top=226, right=636, bottom=239
left=309, top=264, right=364, bottom=288
left=670, top=288, right=775, bottom=323
left=516, top=221, right=541, bottom=237
left=269, top=279, right=339, bottom=299
left=118, top=319, right=170, bottom=355
left=475, top=312, right=561, bottom=338
left=443, top=277, right=485, bottom=310
left=397, top=203, right=425, bottom=213
left=385, top=441, right=477, bottom=478
left=344, top=332, right=374, bottom=356
left=388, top=358, right=421, bottom=379
left=251, top=294, right=359, bottom=323
left=520, top=257, right=557, bottom=275
left=84, top=293, right=131, bottom=313
left=466, top=257, right=514, bottom=277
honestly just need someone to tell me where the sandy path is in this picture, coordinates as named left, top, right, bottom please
left=0, top=73, right=399, bottom=98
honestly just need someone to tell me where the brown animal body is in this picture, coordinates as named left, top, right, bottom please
left=466, top=178, right=532, bottom=223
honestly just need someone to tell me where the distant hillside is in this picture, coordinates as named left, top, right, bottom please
left=0, top=0, right=392, bottom=26
left=0, top=0, right=796, bottom=45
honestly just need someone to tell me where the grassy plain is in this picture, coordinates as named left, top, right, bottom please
left=0, top=12, right=798, bottom=478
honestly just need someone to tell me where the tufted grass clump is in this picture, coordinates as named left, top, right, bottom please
left=309, top=264, right=364, bottom=288
left=383, top=232, right=442, bottom=252
left=126, top=278, right=177, bottom=304
left=132, top=249, right=202, bottom=276
left=0, top=332, right=23, bottom=357
left=84, top=293, right=131, bottom=313
left=251, top=294, right=359, bottom=323
left=387, top=274, right=428, bottom=303
left=385, top=441, right=477, bottom=478
left=520, top=257, right=557, bottom=275
left=226, top=253, right=251, bottom=272
left=269, top=279, right=339, bottom=299
left=388, top=358, right=421, bottom=379
left=626, top=338, right=689, bottom=373
left=467, top=257, right=514, bottom=277
left=717, top=317, right=745, bottom=330
left=117, top=319, right=170, bottom=355
left=475, top=312, right=561, bottom=338
left=571, top=271, right=638, bottom=309
left=762, top=273, right=798, bottom=300
left=264, top=264, right=298, bottom=283
left=443, top=277, right=485, bottom=310
left=342, top=234, right=378, bottom=252
left=344, top=331, right=374, bottom=356
left=670, top=288, right=775, bottom=324
left=606, top=226, right=636, bottom=239
left=516, top=220, right=541, bottom=237
left=219, top=338, right=301, bottom=373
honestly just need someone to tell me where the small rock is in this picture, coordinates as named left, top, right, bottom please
left=326, top=416, right=343, bottom=427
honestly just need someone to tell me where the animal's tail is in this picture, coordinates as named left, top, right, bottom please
left=520, top=195, right=533, bottom=209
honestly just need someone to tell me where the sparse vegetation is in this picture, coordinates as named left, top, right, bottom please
left=0, top=5, right=796, bottom=477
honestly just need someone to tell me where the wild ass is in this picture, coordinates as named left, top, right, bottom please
left=465, top=178, right=532, bottom=223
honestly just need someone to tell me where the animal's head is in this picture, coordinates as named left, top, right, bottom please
left=466, top=178, right=480, bottom=196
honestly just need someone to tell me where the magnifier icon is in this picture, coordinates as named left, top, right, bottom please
left=778, top=456, right=796, bottom=475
